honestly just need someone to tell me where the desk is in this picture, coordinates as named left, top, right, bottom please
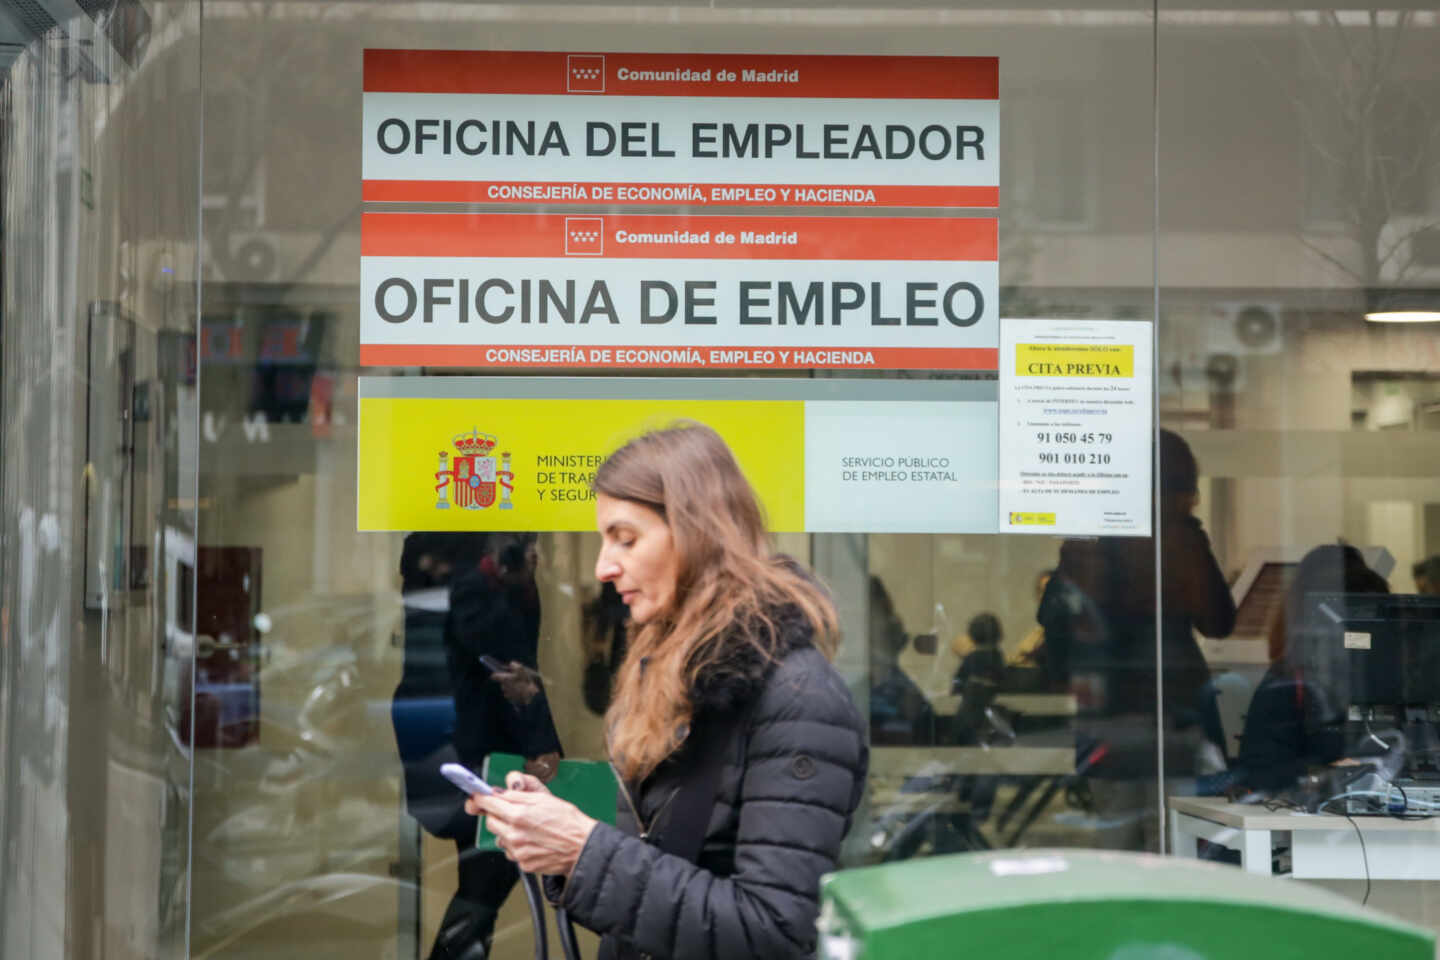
left=1169, top=796, right=1440, bottom=880
left=995, top=693, right=1078, bottom=715
left=869, top=746, right=1073, bottom=815
left=926, top=692, right=1077, bottom=716
left=871, top=745, right=1074, bottom=779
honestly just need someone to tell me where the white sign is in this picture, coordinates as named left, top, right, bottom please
left=1343, top=631, right=1372, bottom=651
left=804, top=401, right=997, bottom=533
left=998, top=319, right=1154, bottom=536
left=360, top=212, right=999, bottom=372
left=362, top=50, right=999, bottom=209
left=989, top=856, right=1069, bottom=877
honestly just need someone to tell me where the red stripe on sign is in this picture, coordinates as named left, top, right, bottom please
left=362, top=180, right=1001, bottom=209
left=364, top=50, right=998, bottom=100
left=360, top=345, right=999, bottom=371
left=361, top=213, right=997, bottom=262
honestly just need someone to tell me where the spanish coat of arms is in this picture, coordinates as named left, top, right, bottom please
left=434, top=428, right=514, bottom=510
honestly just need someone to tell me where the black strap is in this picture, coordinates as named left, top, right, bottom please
left=652, top=701, right=755, bottom=865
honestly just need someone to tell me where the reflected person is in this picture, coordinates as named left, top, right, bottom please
left=1037, top=429, right=1236, bottom=850
left=581, top=581, right=630, bottom=716
left=394, top=533, right=474, bottom=840
left=1011, top=569, right=1062, bottom=691
left=438, top=534, right=564, bottom=960
left=1415, top=555, right=1440, bottom=596
left=868, top=575, right=936, bottom=746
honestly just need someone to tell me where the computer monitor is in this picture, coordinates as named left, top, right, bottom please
left=1391, top=595, right=1440, bottom=704
left=1296, top=593, right=1440, bottom=709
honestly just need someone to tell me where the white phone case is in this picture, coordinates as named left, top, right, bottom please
left=440, top=762, right=494, bottom=795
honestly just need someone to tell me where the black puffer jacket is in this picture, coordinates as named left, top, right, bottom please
left=558, top=613, right=867, bottom=960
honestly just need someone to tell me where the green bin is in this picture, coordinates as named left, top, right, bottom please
left=818, top=849, right=1434, bottom=960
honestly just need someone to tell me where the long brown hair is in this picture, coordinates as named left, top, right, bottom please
left=595, top=423, right=838, bottom=782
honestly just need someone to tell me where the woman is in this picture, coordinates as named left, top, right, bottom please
left=1235, top=543, right=1387, bottom=792
left=468, top=424, right=867, bottom=960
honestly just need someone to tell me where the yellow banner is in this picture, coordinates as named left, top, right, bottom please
left=1015, top=343, right=1134, bottom=378
left=357, top=397, right=805, bottom=531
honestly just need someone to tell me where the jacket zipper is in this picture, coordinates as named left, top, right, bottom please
left=611, top=762, right=646, bottom=837
left=644, top=786, right=683, bottom=842
left=610, top=761, right=681, bottom=843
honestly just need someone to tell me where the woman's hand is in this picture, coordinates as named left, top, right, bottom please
left=467, top=771, right=597, bottom=876
left=463, top=770, right=546, bottom=817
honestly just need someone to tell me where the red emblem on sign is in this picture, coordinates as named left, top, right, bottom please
left=567, top=55, right=605, bottom=94
left=565, top=217, right=604, bottom=256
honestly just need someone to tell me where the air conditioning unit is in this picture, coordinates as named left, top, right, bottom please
left=1159, top=301, right=1283, bottom=396
left=1205, top=301, right=1284, bottom=356
left=1378, top=216, right=1440, bottom=284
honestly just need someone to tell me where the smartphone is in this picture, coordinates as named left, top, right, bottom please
left=440, top=762, right=495, bottom=796
left=478, top=654, right=508, bottom=673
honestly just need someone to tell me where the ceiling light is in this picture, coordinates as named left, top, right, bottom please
left=1364, top=288, right=1440, bottom=324
left=1364, top=311, right=1440, bottom=324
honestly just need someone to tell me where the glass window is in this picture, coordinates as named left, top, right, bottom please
left=183, top=9, right=1156, bottom=958
left=6, top=1, right=1440, bottom=958
left=1160, top=4, right=1440, bottom=907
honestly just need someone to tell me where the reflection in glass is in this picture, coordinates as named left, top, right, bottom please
left=1041, top=431, right=1234, bottom=850
left=396, top=533, right=561, bottom=959
left=1, top=5, right=201, bottom=958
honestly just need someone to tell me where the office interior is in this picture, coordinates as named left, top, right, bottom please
left=2, top=1, right=1439, bottom=958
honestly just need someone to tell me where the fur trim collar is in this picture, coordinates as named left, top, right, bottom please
left=688, top=605, right=814, bottom=716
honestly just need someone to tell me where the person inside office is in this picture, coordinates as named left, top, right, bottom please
left=1233, top=543, right=1386, bottom=794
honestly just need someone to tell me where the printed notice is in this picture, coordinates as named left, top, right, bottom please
left=360, top=212, right=998, bottom=371
left=362, top=50, right=999, bottom=208
left=998, top=319, right=1153, bottom=536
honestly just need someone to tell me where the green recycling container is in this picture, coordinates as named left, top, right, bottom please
left=818, top=849, right=1434, bottom=960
